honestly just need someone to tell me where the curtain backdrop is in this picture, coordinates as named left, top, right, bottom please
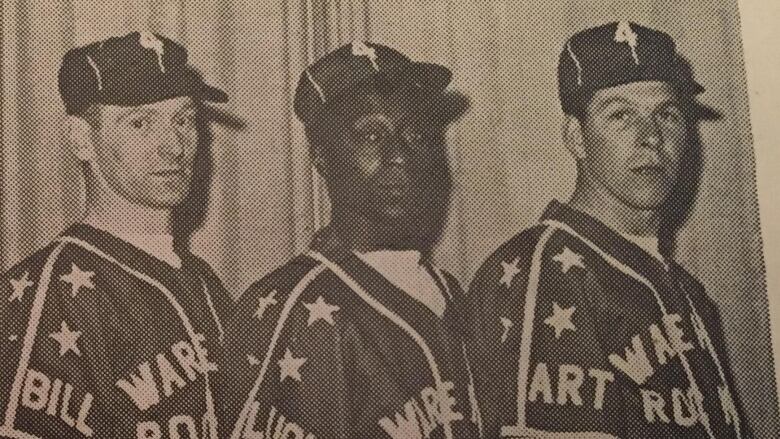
left=2, top=0, right=777, bottom=436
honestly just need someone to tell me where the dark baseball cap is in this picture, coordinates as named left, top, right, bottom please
left=558, top=21, right=704, bottom=115
left=293, top=41, right=452, bottom=125
left=58, top=31, right=227, bottom=115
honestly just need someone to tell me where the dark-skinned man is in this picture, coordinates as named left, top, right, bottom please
left=0, top=32, right=231, bottom=438
left=466, top=22, right=751, bottom=439
left=217, top=42, right=482, bottom=439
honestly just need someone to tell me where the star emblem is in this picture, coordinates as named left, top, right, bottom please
left=60, top=264, right=95, bottom=298
left=351, top=41, right=379, bottom=71
left=303, top=296, right=340, bottom=326
left=499, top=258, right=522, bottom=288
left=49, top=321, right=82, bottom=357
left=8, top=335, right=18, bottom=342
left=278, top=348, right=306, bottom=382
left=247, top=354, right=260, bottom=366
left=499, top=317, right=513, bottom=343
left=552, top=247, right=585, bottom=274
left=254, top=290, right=278, bottom=321
left=139, top=31, right=166, bottom=72
left=9, top=271, right=34, bottom=302
left=544, top=302, right=576, bottom=339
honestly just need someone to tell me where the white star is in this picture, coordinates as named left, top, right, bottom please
left=278, top=348, right=306, bottom=382
left=60, top=264, right=95, bottom=298
left=247, top=354, right=260, bottom=366
left=499, top=317, right=513, bottom=343
left=254, top=290, right=278, bottom=321
left=351, top=41, right=379, bottom=71
left=552, top=247, right=585, bottom=274
left=499, top=258, right=522, bottom=288
left=9, top=271, right=34, bottom=302
left=544, top=302, right=576, bottom=339
left=303, top=296, right=340, bottom=326
left=49, top=321, right=82, bottom=357
left=8, top=335, right=18, bottom=342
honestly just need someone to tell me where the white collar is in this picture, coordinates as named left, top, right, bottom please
left=355, top=250, right=447, bottom=318
left=83, top=219, right=182, bottom=269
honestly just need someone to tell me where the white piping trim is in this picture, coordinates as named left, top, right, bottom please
left=85, top=55, right=103, bottom=91
left=541, top=220, right=717, bottom=439
left=56, top=236, right=220, bottom=439
left=429, top=265, right=453, bottom=301
left=566, top=41, right=583, bottom=86
left=501, top=227, right=556, bottom=437
left=502, top=426, right=619, bottom=438
left=305, top=69, right=326, bottom=104
left=462, top=342, right=484, bottom=436
left=201, top=276, right=225, bottom=345
left=229, top=263, right=327, bottom=439
left=308, top=251, right=454, bottom=439
left=2, top=244, right=66, bottom=431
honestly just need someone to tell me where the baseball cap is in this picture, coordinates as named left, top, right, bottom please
left=558, top=21, right=704, bottom=115
left=58, top=31, right=227, bottom=115
left=293, top=41, right=452, bottom=125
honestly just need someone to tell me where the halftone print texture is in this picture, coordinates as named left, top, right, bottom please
left=1, top=1, right=777, bottom=438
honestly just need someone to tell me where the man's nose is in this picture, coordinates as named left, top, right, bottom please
left=638, top=116, right=663, bottom=150
left=158, top=125, right=186, bottom=158
left=383, top=135, right=409, bottom=166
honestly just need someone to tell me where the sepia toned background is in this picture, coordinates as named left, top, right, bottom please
left=2, top=0, right=777, bottom=436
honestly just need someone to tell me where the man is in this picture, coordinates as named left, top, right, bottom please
left=0, top=32, right=231, bottom=438
left=217, top=42, right=481, bottom=439
left=467, top=22, right=751, bottom=438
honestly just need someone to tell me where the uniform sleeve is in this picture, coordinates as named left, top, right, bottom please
left=466, top=239, right=535, bottom=438
left=0, top=254, right=103, bottom=439
left=217, top=279, right=349, bottom=439
left=467, top=230, right=623, bottom=438
left=687, top=281, right=755, bottom=439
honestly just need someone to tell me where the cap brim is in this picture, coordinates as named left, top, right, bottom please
left=403, top=62, right=453, bottom=93
left=198, top=83, right=229, bottom=103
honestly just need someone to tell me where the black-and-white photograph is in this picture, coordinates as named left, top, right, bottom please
left=1, top=1, right=777, bottom=438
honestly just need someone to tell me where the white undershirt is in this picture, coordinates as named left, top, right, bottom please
left=355, top=250, right=447, bottom=318
left=82, top=219, right=182, bottom=269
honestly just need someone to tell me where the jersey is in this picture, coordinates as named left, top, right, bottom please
left=216, top=239, right=482, bottom=439
left=466, top=201, right=751, bottom=439
left=0, top=224, right=232, bottom=439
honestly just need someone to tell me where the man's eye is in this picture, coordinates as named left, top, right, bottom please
left=405, top=130, right=424, bottom=144
left=129, top=118, right=149, bottom=130
left=176, top=114, right=196, bottom=127
left=658, top=108, right=683, bottom=125
left=362, top=131, right=382, bottom=143
left=608, top=109, right=632, bottom=122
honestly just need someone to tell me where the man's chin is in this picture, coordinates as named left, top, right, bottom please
left=373, top=212, right=439, bottom=250
left=137, top=190, right=190, bottom=210
left=623, top=193, right=670, bottom=212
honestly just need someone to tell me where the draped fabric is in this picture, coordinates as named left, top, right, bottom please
left=2, top=0, right=776, bottom=436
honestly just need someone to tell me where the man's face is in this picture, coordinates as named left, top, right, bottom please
left=319, top=86, right=450, bottom=247
left=578, top=81, right=688, bottom=210
left=91, top=96, right=198, bottom=208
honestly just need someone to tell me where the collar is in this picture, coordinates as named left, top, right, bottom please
left=83, top=219, right=181, bottom=268
left=541, top=200, right=673, bottom=281
left=59, top=223, right=194, bottom=286
left=310, top=225, right=434, bottom=264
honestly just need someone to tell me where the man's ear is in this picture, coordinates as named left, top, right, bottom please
left=68, top=116, right=96, bottom=162
left=563, top=115, right=587, bottom=160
